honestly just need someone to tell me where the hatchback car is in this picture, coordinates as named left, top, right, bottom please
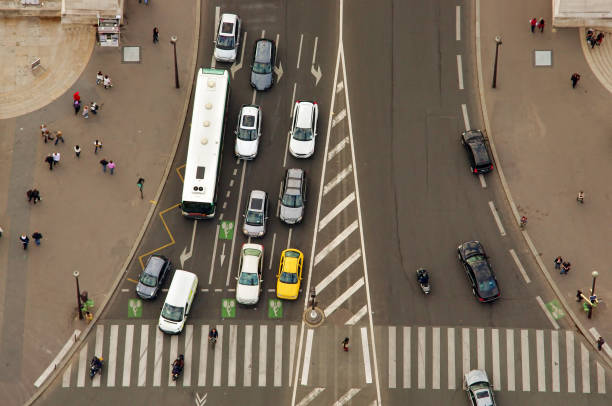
left=214, top=13, right=241, bottom=63
left=289, top=101, right=318, bottom=158
left=279, top=168, right=306, bottom=224
left=136, top=254, right=172, bottom=300
left=276, top=249, right=303, bottom=300
left=464, top=370, right=496, bottom=406
left=243, top=190, right=268, bottom=237
left=235, top=105, right=262, bottom=159
left=235, top=244, right=264, bottom=305
left=250, top=39, right=275, bottom=91
left=457, top=241, right=500, bottom=302
left=461, top=130, right=493, bottom=174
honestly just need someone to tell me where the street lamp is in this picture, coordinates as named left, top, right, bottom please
left=73, top=271, right=83, bottom=320
left=170, top=36, right=180, bottom=89
left=588, top=270, right=599, bottom=319
left=492, top=36, right=502, bottom=88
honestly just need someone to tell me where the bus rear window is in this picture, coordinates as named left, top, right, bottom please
left=182, top=201, right=215, bottom=215
left=196, top=166, right=205, bottom=179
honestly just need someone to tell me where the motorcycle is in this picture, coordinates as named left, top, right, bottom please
left=416, top=268, right=431, bottom=295
left=89, top=356, right=104, bottom=379
left=171, top=355, right=184, bottom=381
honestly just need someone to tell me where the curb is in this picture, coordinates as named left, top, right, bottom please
left=473, top=0, right=612, bottom=369
left=24, top=1, right=203, bottom=402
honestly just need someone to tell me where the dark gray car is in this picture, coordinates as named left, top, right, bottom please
left=136, top=255, right=172, bottom=300
left=280, top=168, right=306, bottom=224
left=250, top=39, right=275, bottom=91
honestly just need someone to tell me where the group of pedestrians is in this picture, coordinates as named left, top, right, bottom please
left=95, top=71, right=113, bottom=89
left=19, top=232, right=43, bottom=250
left=73, top=92, right=101, bottom=119
left=529, top=17, right=545, bottom=33
left=586, top=29, right=605, bottom=49
left=553, top=256, right=571, bottom=275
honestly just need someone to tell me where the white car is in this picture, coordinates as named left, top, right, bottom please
left=235, top=105, right=261, bottom=159
left=235, top=244, right=264, bottom=305
left=214, top=13, right=241, bottom=63
left=289, top=101, right=318, bottom=158
left=464, top=370, right=496, bottom=406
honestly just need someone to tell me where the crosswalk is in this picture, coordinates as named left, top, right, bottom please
left=62, top=322, right=299, bottom=389
left=383, top=326, right=608, bottom=394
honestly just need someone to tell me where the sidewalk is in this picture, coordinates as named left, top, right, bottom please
left=478, top=0, right=612, bottom=361
left=0, top=1, right=199, bottom=404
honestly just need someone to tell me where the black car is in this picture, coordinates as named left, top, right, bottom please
left=461, top=130, right=493, bottom=174
left=136, top=255, right=172, bottom=300
left=457, top=241, right=500, bottom=302
left=250, top=39, right=275, bottom=91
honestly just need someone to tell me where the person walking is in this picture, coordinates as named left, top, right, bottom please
left=90, top=101, right=99, bottom=115
left=40, top=124, right=50, bottom=143
left=32, top=189, right=41, bottom=204
left=597, top=336, right=605, bottom=351
left=0, top=226, right=3, bottom=238
left=537, top=18, right=545, bottom=33
left=31, top=231, right=43, bottom=246
left=74, top=145, right=81, bottom=158
left=73, top=91, right=80, bottom=103
left=554, top=256, right=563, bottom=270
left=44, top=154, right=54, bottom=170
left=73, top=99, right=81, bottom=115
left=561, top=261, right=571, bottom=275
left=96, top=70, right=104, bottom=85
left=82, top=105, right=89, bottom=119
left=577, top=289, right=583, bottom=302
left=52, top=152, right=61, bottom=166
left=137, top=178, right=145, bottom=199
left=100, top=158, right=109, bottom=173
left=27, top=189, right=34, bottom=203
left=587, top=28, right=594, bottom=44
left=103, top=75, right=112, bottom=89
left=596, top=32, right=604, bottom=46
left=571, top=73, right=581, bottom=88
left=530, top=18, right=537, bottom=33
left=107, top=160, right=116, bottom=175
left=94, top=139, right=103, bottom=154
left=153, top=27, right=159, bottom=43
left=19, top=234, right=29, bottom=250
left=54, top=130, right=64, bottom=145
left=341, top=337, right=349, bottom=352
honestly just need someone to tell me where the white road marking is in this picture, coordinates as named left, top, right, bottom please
left=287, top=227, right=293, bottom=249
left=361, top=327, right=373, bottom=384
left=477, top=328, right=485, bottom=370
left=274, top=325, right=283, bottom=387
left=521, top=329, right=530, bottom=391
left=261, top=29, right=265, bottom=39
left=244, top=325, right=253, bottom=386
left=314, top=220, right=358, bottom=265
left=327, top=136, right=350, bottom=161
left=319, top=192, right=355, bottom=231
left=323, top=277, right=364, bottom=317
left=589, top=327, right=612, bottom=357
left=223, top=202, right=227, bottom=209
left=211, top=7, right=220, bottom=68
left=230, top=31, right=246, bottom=78
left=107, top=325, right=118, bottom=387
left=456, top=6, right=461, bottom=40
left=492, top=329, right=500, bottom=390
left=507, top=329, right=515, bottom=391
left=251, top=89, right=257, bottom=105
left=336, top=81, right=344, bottom=93
left=345, top=304, right=368, bottom=325
left=277, top=181, right=284, bottom=217
left=333, top=388, right=361, bottom=406
left=488, top=201, right=506, bottom=236
left=289, top=325, right=297, bottom=384
left=229, top=179, right=234, bottom=187
left=228, top=324, right=238, bottom=386
left=77, top=343, right=88, bottom=387
left=432, top=327, right=440, bottom=389
left=447, top=328, right=455, bottom=389
left=536, top=330, right=545, bottom=391
left=233, top=168, right=237, bottom=176
left=536, top=296, right=560, bottom=330
left=259, top=325, right=268, bottom=386
left=219, top=213, right=224, bottom=220
left=311, top=36, right=319, bottom=65
left=213, top=325, right=224, bottom=386
left=226, top=190, right=230, bottom=198
left=296, top=387, right=325, bottom=406
left=461, top=104, right=470, bottom=131
left=566, top=331, right=576, bottom=392
left=479, top=173, right=487, bottom=188
left=290, top=82, right=297, bottom=118
left=121, top=288, right=129, bottom=292
left=275, top=34, right=280, bottom=64
left=198, top=325, right=209, bottom=386
left=168, top=335, right=178, bottom=387
left=183, top=325, right=193, bottom=386
left=93, top=325, right=104, bottom=387
left=581, top=343, right=590, bottom=393
left=551, top=330, right=560, bottom=392
left=296, top=34, right=304, bottom=69
left=122, top=325, right=134, bottom=387
left=322, top=164, right=352, bottom=196
left=418, top=327, right=426, bottom=389
left=268, top=233, right=277, bottom=270
left=301, top=329, right=314, bottom=385
left=62, top=363, right=71, bottom=388
left=597, top=362, right=606, bottom=394
left=315, top=249, right=361, bottom=293
left=283, top=131, right=291, bottom=167
left=404, top=327, right=411, bottom=388
left=509, top=249, right=531, bottom=283
left=332, top=108, right=346, bottom=127
left=226, top=161, right=247, bottom=286
left=209, top=224, right=220, bottom=284
left=462, top=328, right=470, bottom=374
left=388, top=326, right=396, bottom=388
left=137, top=325, right=149, bottom=387
left=214, top=288, right=223, bottom=293
left=456, top=55, right=464, bottom=89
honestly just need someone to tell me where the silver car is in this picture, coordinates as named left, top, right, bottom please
left=279, top=168, right=306, bottom=224
left=235, top=105, right=262, bottom=159
left=243, top=190, right=268, bottom=237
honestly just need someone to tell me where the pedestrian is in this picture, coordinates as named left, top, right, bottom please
left=19, top=234, right=29, bottom=250
left=153, top=27, right=159, bottom=43
left=32, top=189, right=41, bottom=203
left=74, top=145, right=81, bottom=158
left=107, top=160, right=116, bottom=175
left=54, top=130, right=64, bottom=145
left=94, top=139, right=103, bottom=154
left=100, top=158, right=109, bottom=173
left=571, top=73, right=581, bottom=88
left=82, top=105, right=89, bottom=119
left=73, top=99, right=81, bottom=115
left=587, top=28, right=594, bottom=44
left=0, top=226, right=3, bottom=238
left=44, top=154, right=54, bottom=170
left=73, top=91, right=80, bottom=103
left=96, top=70, right=103, bottom=85
left=561, top=261, right=571, bottom=275
left=90, top=101, right=99, bottom=115
left=85, top=311, right=94, bottom=323
left=597, top=336, right=605, bottom=351
left=40, top=124, right=50, bottom=143
left=52, top=152, right=60, bottom=166
left=537, top=18, right=545, bottom=33
left=596, top=32, right=604, bottom=46
left=31, top=231, right=43, bottom=246
left=530, top=18, right=537, bottom=33
left=554, top=256, right=563, bottom=270
left=103, top=75, right=112, bottom=89
left=27, top=189, right=34, bottom=203
left=342, top=337, right=349, bottom=352
left=577, top=289, right=583, bottom=302
left=137, top=178, right=145, bottom=199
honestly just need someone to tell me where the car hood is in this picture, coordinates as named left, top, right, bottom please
left=280, top=205, right=303, bottom=223
left=214, top=47, right=237, bottom=62
left=473, top=390, right=494, bottom=406
left=251, top=72, right=273, bottom=91
left=235, top=138, right=258, bottom=157
left=277, top=281, right=299, bottom=299
left=158, top=316, right=184, bottom=334
left=465, top=370, right=489, bottom=387
left=289, top=138, right=315, bottom=156
left=243, top=222, right=265, bottom=236
left=136, top=283, right=156, bottom=299
left=236, top=283, right=260, bottom=305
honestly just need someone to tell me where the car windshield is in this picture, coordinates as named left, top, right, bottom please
left=478, top=276, right=498, bottom=294
left=139, top=272, right=157, bottom=288
left=466, top=254, right=485, bottom=264
left=282, top=194, right=303, bottom=208
left=243, top=248, right=261, bottom=257
left=217, top=34, right=235, bottom=50
left=246, top=210, right=264, bottom=225
left=237, top=128, right=257, bottom=141
left=161, top=303, right=184, bottom=322
left=280, top=271, right=298, bottom=284
left=293, top=127, right=313, bottom=141
left=239, top=272, right=259, bottom=286
left=253, top=61, right=271, bottom=74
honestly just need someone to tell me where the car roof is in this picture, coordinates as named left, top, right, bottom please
left=285, top=169, right=304, bottom=196
left=248, top=190, right=266, bottom=211
left=255, top=39, right=273, bottom=62
left=465, top=369, right=490, bottom=386
left=295, top=101, right=314, bottom=128
left=460, top=241, right=484, bottom=258
left=470, top=142, right=491, bottom=166
left=220, top=13, right=238, bottom=26
left=145, top=255, right=167, bottom=275
left=241, top=253, right=260, bottom=274
left=240, top=105, right=259, bottom=117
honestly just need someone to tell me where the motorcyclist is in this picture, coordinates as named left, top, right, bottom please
left=418, top=271, right=429, bottom=285
left=209, top=328, right=219, bottom=342
left=91, top=356, right=103, bottom=370
left=172, top=354, right=184, bottom=373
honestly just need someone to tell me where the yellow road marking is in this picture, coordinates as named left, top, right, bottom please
left=127, top=278, right=139, bottom=284
left=176, top=164, right=186, bottom=183
left=137, top=203, right=181, bottom=269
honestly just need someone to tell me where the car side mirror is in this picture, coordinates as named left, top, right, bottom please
left=235, top=277, right=238, bottom=280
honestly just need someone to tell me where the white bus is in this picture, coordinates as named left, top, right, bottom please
left=181, top=68, right=230, bottom=218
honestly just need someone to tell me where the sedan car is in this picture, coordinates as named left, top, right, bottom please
left=461, top=130, right=493, bottom=174
left=235, top=244, right=264, bottom=305
left=289, top=101, right=318, bottom=158
left=243, top=190, right=268, bottom=237
left=214, top=13, right=241, bottom=63
left=457, top=241, right=500, bottom=302
left=250, top=39, right=275, bottom=91
left=276, top=249, right=303, bottom=300
left=279, top=168, right=306, bottom=225
left=235, top=104, right=262, bottom=159
left=136, top=254, right=172, bottom=300
left=464, top=370, right=496, bottom=406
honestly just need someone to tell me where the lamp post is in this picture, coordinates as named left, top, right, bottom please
left=588, top=270, right=599, bottom=319
left=492, top=36, right=502, bottom=88
left=170, top=36, right=180, bottom=89
left=73, top=271, right=83, bottom=320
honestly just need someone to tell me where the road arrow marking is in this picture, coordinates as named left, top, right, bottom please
left=195, top=392, right=207, bottom=406
left=180, top=220, right=198, bottom=267
left=230, top=31, right=247, bottom=78
left=220, top=243, right=226, bottom=267
left=310, top=36, right=322, bottom=85
left=274, top=61, right=283, bottom=83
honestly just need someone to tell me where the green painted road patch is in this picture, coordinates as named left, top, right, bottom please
left=222, top=298, right=236, bottom=318
left=268, top=299, right=283, bottom=319
left=128, top=298, right=143, bottom=318
left=545, top=299, right=565, bottom=320
left=219, top=221, right=234, bottom=240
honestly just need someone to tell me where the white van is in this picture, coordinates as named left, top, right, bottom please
left=158, top=270, right=198, bottom=334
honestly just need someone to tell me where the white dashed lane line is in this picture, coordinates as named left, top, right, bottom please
left=509, top=248, right=531, bottom=283
left=461, top=104, right=470, bottom=131
left=456, top=55, right=464, bottom=90
left=488, top=201, right=506, bottom=236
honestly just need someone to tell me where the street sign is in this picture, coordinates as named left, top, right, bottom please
left=545, top=299, right=565, bottom=320
left=268, top=299, right=283, bottom=319
left=219, top=221, right=234, bottom=240
left=221, top=298, right=236, bottom=318
left=128, top=299, right=143, bottom=318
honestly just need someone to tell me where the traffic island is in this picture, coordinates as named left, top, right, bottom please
left=303, top=307, right=325, bottom=327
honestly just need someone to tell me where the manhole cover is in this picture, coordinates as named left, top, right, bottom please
left=534, top=50, right=552, bottom=67
left=122, top=46, right=141, bottom=63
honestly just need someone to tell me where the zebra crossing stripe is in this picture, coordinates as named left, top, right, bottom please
left=183, top=325, right=193, bottom=387
left=289, top=325, right=297, bottom=384
left=301, top=329, right=314, bottom=386
left=477, top=328, right=485, bottom=370
left=447, top=328, right=455, bottom=390
left=107, top=325, right=119, bottom=387
left=581, top=343, right=590, bottom=393
left=138, top=325, right=149, bottom=387
left=536, top=330, right=545, bottom=392
left=597, top=362, right=606, bottom=394
left=228, top=325, right=238, bottom=387
left=244, top=325, right=253, bottom=387
left=153, top=328, right=163, bottom=387
left=432, top=327, right=440, bottom=390
left=198, top=325, right=209, bottom=387
left=77, top=343, right=88, bottom=388
left=274, top=325, right=283, bottom=387
left=333, top=388, right=361, bottom=406
left=122, top=325, right=134, bottom=387
left=168, top=335, right=179, bottom=386
left=566, top=331, right=575, bottom=393
left=462, top=328, right=470, bottom=375
left=403, top=327, right=411, bottom=389
left=93, top=325, right=104, bottom=387
left=521, top=330, right=529, bottom=391
left=506, top=329, right=515, bottom=391
left=491, top=329, right=500, bottom=390
left=417, top=327, right=426, bottom=389
left=388, top=326, right=396, bottom=388
left=62, top=363, right=71, bottom=388
left=213, top=325, right=224, bottom=387
left=551, top=330, right=560, bottom=392
left=361, top=327, right=373, bottom=384
left=259, top=325, right=268, bottom=387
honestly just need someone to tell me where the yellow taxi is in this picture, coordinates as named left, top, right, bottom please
left=276, top=249, right=303, bottom=300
